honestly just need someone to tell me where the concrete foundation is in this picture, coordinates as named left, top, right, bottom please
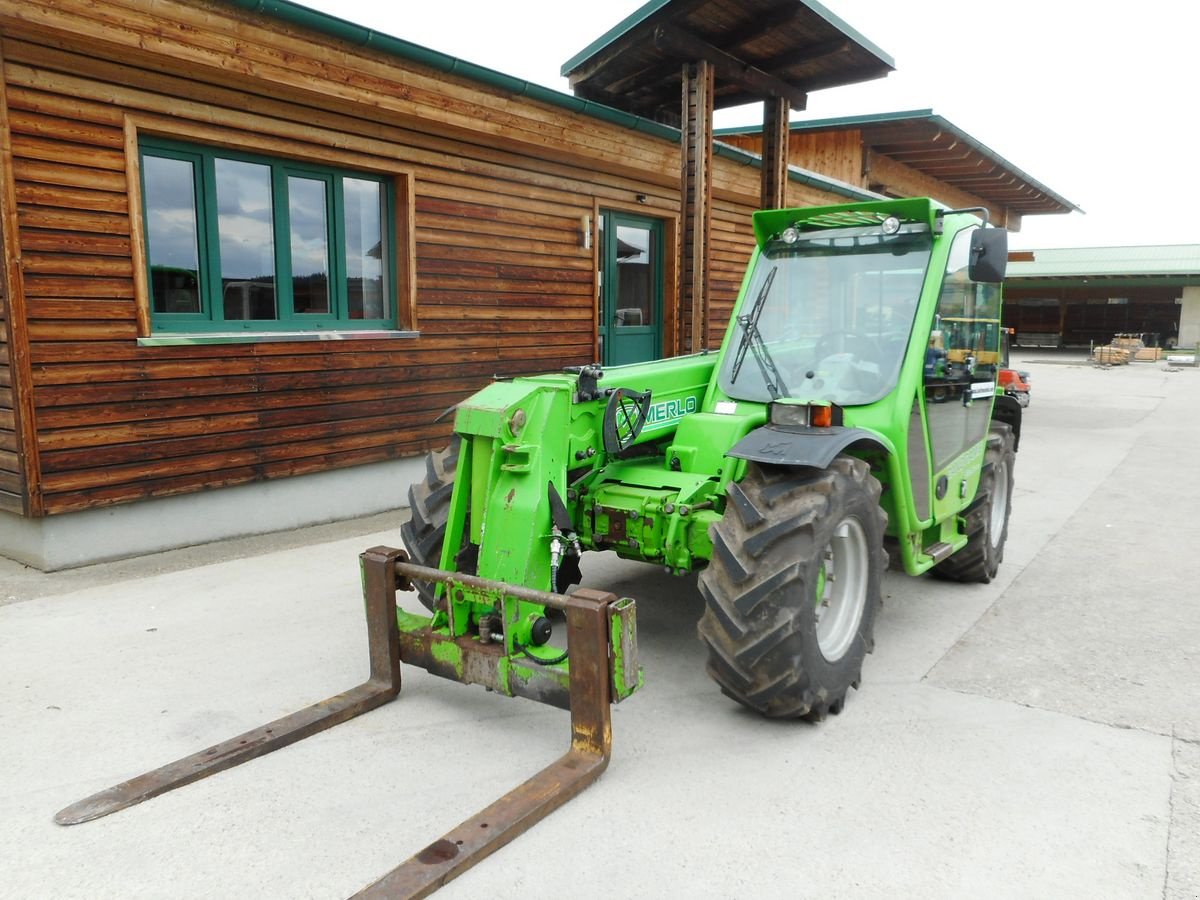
left=0, top=456, right=423, bottom=571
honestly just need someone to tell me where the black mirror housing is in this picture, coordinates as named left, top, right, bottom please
left=969, top=228, right=1008, bottom=283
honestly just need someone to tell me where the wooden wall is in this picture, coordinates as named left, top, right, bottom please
left=719, top=129, right=863, bottom=189
left=720, top=128, right=1014, bottom=227
left=0, top=40, right=27, bottom=515
left=0, top=0, right=845, bottom=518
left=0, top=247, right=21, bottom=514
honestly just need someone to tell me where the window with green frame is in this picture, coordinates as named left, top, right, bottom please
left=140, top=137, right=398, bottom=331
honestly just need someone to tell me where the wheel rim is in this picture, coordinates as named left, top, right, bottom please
left=815, top=516, right=869, bottom=662
left=988, top=461, right=1009, bottom=550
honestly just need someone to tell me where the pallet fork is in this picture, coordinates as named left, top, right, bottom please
left=56, top=546, right=640, bottom=898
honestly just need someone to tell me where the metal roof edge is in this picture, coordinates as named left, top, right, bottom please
left=794, top=0, right=895, bottom=70
left=560, top=0, right=894, bottom=78
left=916, top=112, right=1083, bottom=215
left=713, top=108, right=935, bottom=136
left=224, top=0, right=680, bottom=142
left=1013, top=243, right=1200, bottom=255
left=715, top=108, right=1082, bottom=215
left=560, top=0, right=674, bottom=76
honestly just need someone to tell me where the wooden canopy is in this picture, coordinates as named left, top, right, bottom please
left=781, top=110, right=1082, bottom=217
left=561, top=0, right=895, bottom=124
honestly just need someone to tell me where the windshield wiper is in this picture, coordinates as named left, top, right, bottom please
left=729, top=266, right=789, bottom=399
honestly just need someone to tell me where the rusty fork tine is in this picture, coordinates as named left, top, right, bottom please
left=54, top=550, right=636, bottom=900
left=352, top=589, right=615, bottom=898
left=54, top=546, right=404, bottom=826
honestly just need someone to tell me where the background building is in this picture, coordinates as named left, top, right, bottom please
left=1004, top=246, right=1200, bottom=348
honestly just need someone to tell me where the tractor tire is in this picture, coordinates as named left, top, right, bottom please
left=400, top=436, right=460, bottom=611
left=697, top=457, right=887, bottom=721
left=931, top=422, right=1015, bottom=584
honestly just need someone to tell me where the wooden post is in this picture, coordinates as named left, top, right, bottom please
left=679, top=60, right=713, bottom=354
left=760, top=96, right=790, bottom=211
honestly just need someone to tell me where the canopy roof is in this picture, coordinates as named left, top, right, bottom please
left=561, top=0, right=894, bottom=121
left=715, top=109, right=1079, bottom=216
left=1007, top=245, right=1200, bottom=286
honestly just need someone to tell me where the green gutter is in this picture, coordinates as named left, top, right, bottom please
left=222, top=0, right=874, bottom=203
left=714, top=108, right=937, bottom=137
left=223, top=0, right=677, bottom=142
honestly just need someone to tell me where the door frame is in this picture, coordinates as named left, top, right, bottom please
left=591, top=199, right=678, bottom=364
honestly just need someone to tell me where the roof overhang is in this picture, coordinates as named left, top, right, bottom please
left=1006, top=246, right=1200, bottom=289
left=717, top=109, right=1081, bottom=217
left=561, top=0, right=894, bottom=122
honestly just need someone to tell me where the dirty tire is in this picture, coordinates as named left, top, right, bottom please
left=697, top=457, right=887, bottom=721
left=932, top=422, right=1015, bottom=584
left=400, top=436, right=459, bottom=611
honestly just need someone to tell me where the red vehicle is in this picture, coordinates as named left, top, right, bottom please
left=999, top=328, right=1031, bottom=407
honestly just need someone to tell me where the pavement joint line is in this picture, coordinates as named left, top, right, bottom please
left=1164, top=727, right=1182, bottom=900
left=916, top=562, right=1028, bottom=686
left=918, top=681, right=1183, bottom=743
left=916, top=412, right=1158, bottom=690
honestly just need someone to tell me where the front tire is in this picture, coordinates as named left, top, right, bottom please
left=400, top=437, right=460, bottom=611
left=932, top=422, right=1015, bottom=583
left=697, top=457, right=887, bottom=721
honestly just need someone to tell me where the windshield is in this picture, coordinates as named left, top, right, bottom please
left=718, top=228, right=932, bottom=406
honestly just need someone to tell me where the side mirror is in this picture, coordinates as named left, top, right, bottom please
left=969, top=228, right=1008, bottom=283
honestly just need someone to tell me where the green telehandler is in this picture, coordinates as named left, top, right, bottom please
left=56, top=197, right=1020, bottom=896
left=403, top=195, right=1019, bottom=719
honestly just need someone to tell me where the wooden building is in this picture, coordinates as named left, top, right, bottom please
left=0, top=1, right=1069, bottom=568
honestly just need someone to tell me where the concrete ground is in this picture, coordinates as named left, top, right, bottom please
left=2, top=350, right=1198, bottom=899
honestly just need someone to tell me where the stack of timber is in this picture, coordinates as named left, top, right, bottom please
left=1092, top=345, right=1131, bottom=365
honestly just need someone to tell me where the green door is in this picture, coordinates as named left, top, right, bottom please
left=921, top=225, right=1002, bottom=521
left=600, top=211, right=663, bottom=366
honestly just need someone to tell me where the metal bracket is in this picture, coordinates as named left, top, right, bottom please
left=357, top=566, right=626, bottom=897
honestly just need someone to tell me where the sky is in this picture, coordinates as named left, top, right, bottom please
left=294, top=0, right=1200, bottom=251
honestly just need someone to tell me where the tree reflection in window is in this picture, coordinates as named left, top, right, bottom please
left=144, top=154, right=202, bottom=314
left=140, top=138, right=394, bottom=331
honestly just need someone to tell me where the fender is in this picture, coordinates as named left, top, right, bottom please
left=991, top=394, right=1023, bottom=451
left=727, top=425, right=888, bottom=469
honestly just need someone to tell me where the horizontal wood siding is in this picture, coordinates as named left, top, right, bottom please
left=788, top=130, right=863, bottom=188
left=0, top=39, right=26, bottom=514
left=0, top=274, right=24, bottom=512
left=0, top=0, right=845, bottom=516
left=719, top=130, right=865, bottom=189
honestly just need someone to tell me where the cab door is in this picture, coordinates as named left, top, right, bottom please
left=920, top=226, right=1001, bottom=518
left=599, top=211, right=663, bottom=366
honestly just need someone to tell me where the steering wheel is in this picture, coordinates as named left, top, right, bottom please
left=602, top=387, right=652, bottom=455
left=815, top=331, right=882, bottom=364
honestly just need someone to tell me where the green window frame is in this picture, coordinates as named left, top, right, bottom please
left=139, top=137, right=398, bottom=332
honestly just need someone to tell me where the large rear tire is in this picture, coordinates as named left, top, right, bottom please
left=400, top=437, right=460, bottom=611
left=697, top=457, right=887, bottom=721
left=932, top=422, right=1015, bottom=584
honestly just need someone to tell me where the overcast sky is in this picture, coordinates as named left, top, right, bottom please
left=295, top=0, right=1198, bottom=250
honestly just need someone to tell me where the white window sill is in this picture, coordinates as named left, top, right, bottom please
left=138, top=330, right=419, bottom=347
